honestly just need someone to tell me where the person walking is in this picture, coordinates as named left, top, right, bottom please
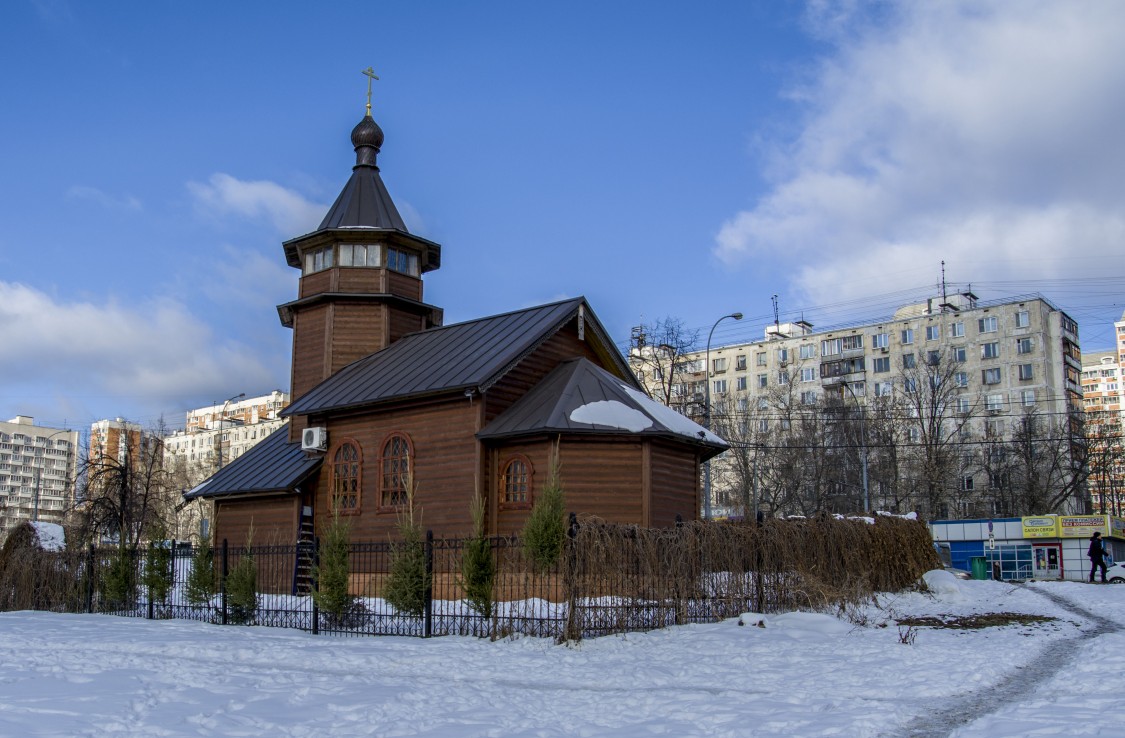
left=1089, top=531, right=1108, bottom=583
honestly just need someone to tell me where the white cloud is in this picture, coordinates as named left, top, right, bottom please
left=0, top=282, right=279, bottom=417
left=716, top=1, right=1125, bottom=302
left=187, top=173, right=327, bottom=236
left=202, top=246, right=297, bottom=309
left=66, top=186, right=142, bottom=212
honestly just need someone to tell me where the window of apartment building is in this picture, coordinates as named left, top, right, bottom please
left=951, top=346, right=966, bottom=363
left=926, top=325, right=940, bottom=341
left=758, top=419, right=769, bottom=432
left=737, top=397, right=750, bottom=412
left=927, top=350, right=941, bottom=366
left=986, top=393, right=1004, bottom=412
left=981, top=342, right=1000, bottom=359
left=904, top=377, right=917, bottom=392
left=1018, top=364, right=1034, bottom=381
left=873, top=357, right=891, bottom=373
left=961, top=475, right=975, bottom=492
left=872, top=333, right=889, bottom=349
left=799, top=343, right=816, bottom=359
left=1016, top=337, right=1033, bottom=354
left=954, top=371, right=969, bottom=388
left=982, top=368, right=1002, bottom=385
left=986, top=419, right=1004, bottom=437
left=777, top=370, right=790, bottom=385
left=800, top=390, right=818, bottom=405
left=1022, top=389, right=1036, bottom=406
left=951, top=322, right=965, bottom=338
left=902, top=353, right=916, bottom=369
left=735, top=355, right=747, bottom=371
left=907, top=427, right=921, bottom=443
left=822, top=338, right=841, bottom=356
left=756, top=352, right=767, bottom=366
left=874, top=381, right=893, bottom=397
left=978, top=316, right=998, bottom=333
left=712, top=357, right=728, bottom=373
left=901, top=328, right=914, bottom=345
left=736, top=376, right=748, bottom=391
left=778, top=348, right=790, bottom=363
left=1016, top=310, right=1030, bottom=328
left=956, top=397, right=971, bottom=415
left=842, top=335, right=863, bottom=351
left=758, top=397, right=769, bottom=410
left=801, top=367, right=816, bottom=382
left=713, top=379, right=728, bottom=394
left=848, top=382, right=865, bottom=397
left=757, top=374, right=768, bottom=388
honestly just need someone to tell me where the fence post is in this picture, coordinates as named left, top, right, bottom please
left=423, top=530, right=434, bottom=638
left=85, top=544, right=95, bottom=614
left=311, top=536, right=320, bottom=636
left=562, top=512, right=580, bottom=642
left=220, top=539, right=229, bottom=626
left=146, top=543, right=155, bottom=620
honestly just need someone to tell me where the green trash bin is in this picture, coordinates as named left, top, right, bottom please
left=970, top=556, right=988, bottom=580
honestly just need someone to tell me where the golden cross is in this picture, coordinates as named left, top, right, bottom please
left=362, top=66, right=380, bottom=114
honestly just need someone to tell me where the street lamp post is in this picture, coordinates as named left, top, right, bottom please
left=216, top=393, right=245, bottom=470
left=842, top=381, right=870, bottom=513
left=703, top=312, right=743, bottom=520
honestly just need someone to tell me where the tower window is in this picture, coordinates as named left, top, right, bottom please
left=339, top=243, right=383, bottom=267
left=303, top=246, right=335, bottom=275
left=386, top=247, right=420, bottom=276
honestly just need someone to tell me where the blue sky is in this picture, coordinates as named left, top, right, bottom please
left=2, top=1, right=1124, bottom=431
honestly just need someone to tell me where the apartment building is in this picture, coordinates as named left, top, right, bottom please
left=639, top=292, right=1085, bottom=519
left=1081, top=311, right=1125, bottom=515
left=184, top=390, right=289, bottom=432
left=0, top=416, right=80, bottom=539
left=163, top=392, right=289, bottom=542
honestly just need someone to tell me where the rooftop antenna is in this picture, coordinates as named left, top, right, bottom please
left=772, top=294, right=780, bottom=333
left=941, top=261, right=948, bottom=312
left=362, top=66, right=379, bottom=117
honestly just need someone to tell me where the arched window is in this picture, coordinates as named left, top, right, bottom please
left=500, top=455, right=533, bottom=508
left=332, top=440, right=361, bottom=513
left=380, top=433, right=413, bottom=507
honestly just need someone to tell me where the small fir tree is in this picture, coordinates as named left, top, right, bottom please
left=521, top=448, right=566, bottom=572
left=312, top=504, right=360, bottom=626
left=142, top=523, right=173, bottom=605
left=184, top=535, right=216, bottom=606
left=384, top=471, right=430, bottom=618
left=100, top=544, right=137, bottom=609
left=226, top=530, right=258, bottom=625
left=459, top=493, right=494, bottom=618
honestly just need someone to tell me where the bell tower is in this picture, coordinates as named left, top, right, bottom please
left=278, top=82, right=443, bottom=402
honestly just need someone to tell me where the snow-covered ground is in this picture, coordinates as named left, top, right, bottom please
left=0, top=574, right=1122, bottom=737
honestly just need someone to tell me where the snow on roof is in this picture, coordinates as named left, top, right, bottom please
left=569, top=400, right=653, bottom=433
left=621, top=385, right=726, bottom=445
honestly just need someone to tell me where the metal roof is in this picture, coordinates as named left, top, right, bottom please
left=477, top=357, right=729, bottom=458
left=284, top=297, right=633, bottom=417
left=183, top=425, right=321, bottom=500
left=318, top=166, right=408, bottom=231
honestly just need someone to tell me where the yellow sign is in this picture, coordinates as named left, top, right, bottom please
left=1111, top=517, right=1125, bottom=539
left=1021, top=516, right=1059, bottom=538
left=1058, top=515, right=1109, bottom=538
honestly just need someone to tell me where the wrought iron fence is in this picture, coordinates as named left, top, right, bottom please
left=2, top=515, right=939, bottom=641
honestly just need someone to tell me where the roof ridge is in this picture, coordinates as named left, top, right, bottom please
left=401, top=295, right=587, bottom=338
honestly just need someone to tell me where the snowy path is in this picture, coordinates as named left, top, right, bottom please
left=895, top=584, right=1120, bottom=738
left=0, top=577, right=1121, bottom=737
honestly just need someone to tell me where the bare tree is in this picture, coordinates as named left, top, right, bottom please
left=1001, top=408, right=1089, bottom=515
left=1086, top=409, right=1125, bottom=516
left=629, top=317, right=701, bottom=409
left=74, top=419, right=178, bottom=546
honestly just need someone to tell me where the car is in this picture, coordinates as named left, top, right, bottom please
left=1105, top=562, right=1125, bottom=583
left=944, top=565, right=972, bottom=580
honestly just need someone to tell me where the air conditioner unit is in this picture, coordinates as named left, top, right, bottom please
left=880, top=347, right=889, bottom=354
left=301, top=427, right=328, bottom=451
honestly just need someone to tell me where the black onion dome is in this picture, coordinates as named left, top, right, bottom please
left=351, top=114, right=384, bottom=167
